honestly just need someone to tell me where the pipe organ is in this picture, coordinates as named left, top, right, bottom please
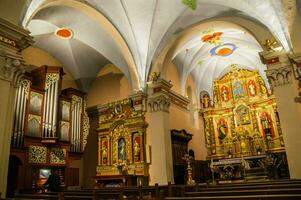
left=10, top=65, right=89, bottom=188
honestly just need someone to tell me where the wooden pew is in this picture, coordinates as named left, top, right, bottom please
left=14, top=193, right=59, bottom=200
left=186, top=188, right=301, bottom=197
left=165, top=194, right=301, bottom=200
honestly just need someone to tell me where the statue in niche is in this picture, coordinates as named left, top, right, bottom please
left=261, top=112, right=273, bottom=138
left=221, top=86, right=229, bottom=102
left=102, top=141, right=108, bottom=164
left=202, top=94, right=210, bottom=108
left=218, top=119, right=228, bottom=141
left=235, top=105, right=251, bottom=125
left=233, top=80, right=245, bottom=99
left=248, top=80, right=257, bottom=96
left=118, top=138, right=127, bottom=162
left=133, top=138, right=141, bottom=162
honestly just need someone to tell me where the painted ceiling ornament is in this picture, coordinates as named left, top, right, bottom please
left=210, top=43, right=237, bottom=57
left=201, top=32, right=223, bottom=45
left=182, top=0, right=197, bottom=10
left=55, top=27, right=73, bottom=40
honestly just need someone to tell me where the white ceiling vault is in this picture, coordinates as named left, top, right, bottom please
left=22, top=0, right=293, bottom=94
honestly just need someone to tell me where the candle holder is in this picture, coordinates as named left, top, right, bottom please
left=182, top=153, right=195, bottom=185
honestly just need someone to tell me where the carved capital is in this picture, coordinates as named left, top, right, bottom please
left=260, top=50, right=294, bottom=88
left=148, top=95, right=171, bottom=113
left=265, top=65, right=293, bottom=88
left=0, top=56, right=25, bottom=86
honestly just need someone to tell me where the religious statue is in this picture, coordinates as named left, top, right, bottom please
left=118, top=138, right=127, bottom=162
left=221, top=86, right=229, bottom=102
left=248, top=80, right=256, bottom=96
left=102, top=141, right=108, bottom=164
left=150, top=72, right=161, bottom=82
left=218, top=119, right=227, bottom=140
left=261, top=113, right=272, bottom=138
left=134, top=139, right=141, bottom=162
left=202, top=94, right=210, bottom=108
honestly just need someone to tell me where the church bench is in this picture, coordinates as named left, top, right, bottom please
left=185, top=188, right=301, bottom=197
left=14, top=193, right=59, bottom=199
left=164, top=194, right=301, bottom=200
left=203, top=183, right=301, bottom=191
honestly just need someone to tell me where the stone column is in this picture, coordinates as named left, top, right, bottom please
left=260, top=50, right=301, bottom=179
left=146, top=78, right=174, bottom=185
left=0, top=18, right=33, bottom=198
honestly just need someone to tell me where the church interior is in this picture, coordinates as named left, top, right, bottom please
left=1, top=0, right=301, bottom=199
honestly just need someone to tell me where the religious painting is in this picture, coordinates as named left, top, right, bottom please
left=260, top=112, right=274, bottom=138
left=220, top=85, right=230, bottom=102
left=101, top=139, right=108, bottom=165
left=247, top=80, right=257, bottom=97
left=132, top=134, right=142, bottom=163
left=232, top=80, right=245, bottom=99
left=29, top=92, right=43, bottom=115
left=235, top=105, right=251, bottom=125
left=217, top=118, right=228, bottom=142
left=118, top=138, right=127, bottom=162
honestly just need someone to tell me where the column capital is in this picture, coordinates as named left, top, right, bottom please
left=147, top=78, right=172, bottom=113
left=260, top=50, right=293, bottom=88
left=289, top=53, right=301, bottom=80
left=0, top=18, right=34, bottom=86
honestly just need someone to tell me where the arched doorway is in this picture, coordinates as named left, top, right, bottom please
left=6, top=155, right=22, bottom=197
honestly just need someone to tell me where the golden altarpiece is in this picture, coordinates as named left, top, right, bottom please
left=96, top=97, right=148, bottom=186
left=201, top=68, right=289, bottom=181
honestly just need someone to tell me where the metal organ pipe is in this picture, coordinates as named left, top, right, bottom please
left=19, top=86, right=26, bottom=144
left=53, top=80, right=59, bottom=137
left=13, top=86, right=21, bottom=147
left=48, top=82, right=54, bottom=137
left=71, top=101, right=75, bottom=152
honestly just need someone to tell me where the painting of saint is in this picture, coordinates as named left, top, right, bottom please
left=118, top=138, right=127, bottom=161
left=235, top=105, right=251, bottom=125
left=233, top=80, right=245, bottom=99
left=220, top=86, right=229, bottom=102
left=248, top=80, right=256, bottom=96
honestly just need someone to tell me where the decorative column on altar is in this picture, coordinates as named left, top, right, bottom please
left=146, top=76, right=174, bottom=185
left=260, top=50, right=301, bottom=179
left=0, top=18, right=33, bottom=198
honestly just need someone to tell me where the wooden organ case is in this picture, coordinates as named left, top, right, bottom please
left=201, top=68, right=289, bottom=181
left=10, top=65, right=89, bottom=190
left=95, top=98, right=148, bottom=186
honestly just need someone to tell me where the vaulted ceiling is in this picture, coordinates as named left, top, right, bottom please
left=22, top=0, right=294, bottom=94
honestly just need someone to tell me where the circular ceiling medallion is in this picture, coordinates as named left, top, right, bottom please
left=210, top=43, right=237, bottom=57
left=55, top=28, right=73, bottom=39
